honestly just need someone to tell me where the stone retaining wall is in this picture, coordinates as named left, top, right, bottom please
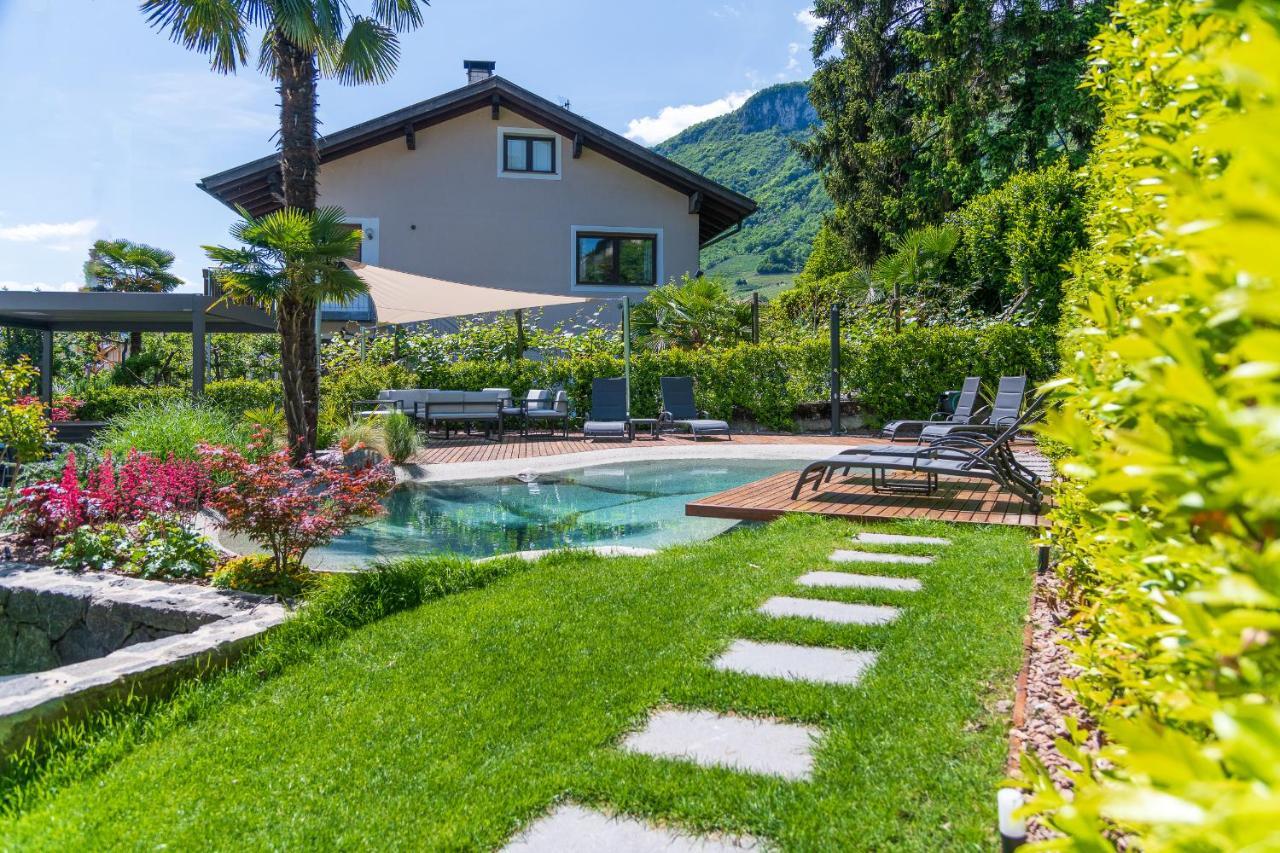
left=0, top=563, right=287, bottom=757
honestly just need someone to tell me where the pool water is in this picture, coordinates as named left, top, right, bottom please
left=312, top=458, right=802, bottom=565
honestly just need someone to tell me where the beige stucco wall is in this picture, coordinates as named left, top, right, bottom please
left=317, top=108, right=701, bottom=300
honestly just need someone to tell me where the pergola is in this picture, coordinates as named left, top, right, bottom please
left=0, top=291, right=276, bottom=402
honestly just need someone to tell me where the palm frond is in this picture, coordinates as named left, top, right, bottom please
left=369, top=0, right=426, bottom=30
left=140, top=0, right=249, bottom=73
left=331, top=17, right=399, bottom=84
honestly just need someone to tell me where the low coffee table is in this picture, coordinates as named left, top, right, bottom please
left=629, top=418, right=663, bottom=440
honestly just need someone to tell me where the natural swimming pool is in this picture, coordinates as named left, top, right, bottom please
left=312, top=458, right=803, bottom=564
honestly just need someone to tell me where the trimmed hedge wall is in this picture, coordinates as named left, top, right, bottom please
left=1025, top=0, right=1280, bottom=847
left=77, top=379, right=278, bottom=422
left=322, top=325, right=1055, bottom=431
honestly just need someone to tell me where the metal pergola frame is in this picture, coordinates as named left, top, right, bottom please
left=0, top=291, right=276, bottom=403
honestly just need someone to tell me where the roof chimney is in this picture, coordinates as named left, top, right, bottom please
left=464, top=60, right=495, bottom=84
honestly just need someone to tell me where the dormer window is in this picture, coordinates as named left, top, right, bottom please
left=497, top=128, right=561, bottom=180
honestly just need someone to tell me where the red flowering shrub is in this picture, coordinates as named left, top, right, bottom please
left=11, top=450, right=210, bottom=539
left=198, top=442, right=393, bottom=577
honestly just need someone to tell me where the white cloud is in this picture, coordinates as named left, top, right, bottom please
left=779, top=42, right=804, bottom=79
left=711, top=3, right=742, bottom=18
left=0, top=280, right=82, bottom=293
left=796, top=8, right=821, bottom=32
left=0, top=219, right=97, bottom=243
left=624, top=90, right=755, bottom=146
left=131, top=71, right=276, bottom=135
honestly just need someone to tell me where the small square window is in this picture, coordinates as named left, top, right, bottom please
left=502, top=133, right=556, bottom=174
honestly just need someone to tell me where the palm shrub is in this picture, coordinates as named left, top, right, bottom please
left=379, top=411, right=419, bottom=464
left=1022, top=0, right=1280, bottom=847
left=630, top=275, right=752, bottom=350
left=83, top=238, right=182, bottom=357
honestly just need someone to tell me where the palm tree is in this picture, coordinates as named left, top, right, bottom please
left=142, top=0, right=429, bottom=457
left=83, top=238, right=184, bottom=356
left=205, top=206, right=367, bottom=462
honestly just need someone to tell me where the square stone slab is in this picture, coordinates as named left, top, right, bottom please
left=621, top=708, right=819, bottom=781
left=855, top=532, right=951, bottom=546
left=713, top=639, right=877, bottom=686
left=829, top=549, right=934, bottom=565
left=503, top=803, right=761, bottom=852
left=796, top=571, right=922, bottom=592
left=759, top=596, right=900, bottom=626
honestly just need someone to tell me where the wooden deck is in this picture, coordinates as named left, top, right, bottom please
left=413, top=432, right=861, bottom=465
left=686, top=470, right=1049, bottom=528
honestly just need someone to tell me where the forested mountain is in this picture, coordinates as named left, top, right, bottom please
left=654, top=82, right=830, bottom=294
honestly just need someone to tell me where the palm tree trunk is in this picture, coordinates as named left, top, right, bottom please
left=275, top=29, right=321, bottom=460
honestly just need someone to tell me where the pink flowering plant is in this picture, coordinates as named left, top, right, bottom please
left=12, top=450, right=210, bottom=539
left=16, top=394, right=82, bottom=423
left=198, top=439, right=393, bottom=579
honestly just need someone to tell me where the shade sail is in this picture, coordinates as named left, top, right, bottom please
left=345, top=262, right=597, bottom=325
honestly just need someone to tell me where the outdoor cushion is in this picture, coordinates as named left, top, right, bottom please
left=584, top=420, right=628, bottom=436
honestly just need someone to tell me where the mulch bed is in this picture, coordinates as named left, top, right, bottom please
left=1008, top=569, right=1102, bottom=842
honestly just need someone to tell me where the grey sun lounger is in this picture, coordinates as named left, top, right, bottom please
left=879, top=376, right=985, bottom=441
left=583, top=378, right=632, bottom=440
left=917, top=375, right=1028, bottom=443
left=659, top=376, right=731, bottom=440
left=790, top=395, right=1048, bottom=511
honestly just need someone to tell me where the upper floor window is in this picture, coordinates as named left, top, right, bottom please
left=576, top=233, right=657, bottom=286
left=503, top=133, right=556, bottom=174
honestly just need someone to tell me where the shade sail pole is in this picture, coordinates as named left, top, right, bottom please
left=621, top=296, right=631, bottom=418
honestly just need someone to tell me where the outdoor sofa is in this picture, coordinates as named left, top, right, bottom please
left=583, top=378, right=632, bottom=441
left=352, top=388, right=437, bottom=418
left=879, top=376, right=985, bottom=441
left=414, top=388, right=512, bottom=440
left=659, top=376, right=731, bottom=440
left=789, top=394, right=1048, bottom=511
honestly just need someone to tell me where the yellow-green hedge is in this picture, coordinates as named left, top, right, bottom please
left=1026, top=0, right=1280, bottom=847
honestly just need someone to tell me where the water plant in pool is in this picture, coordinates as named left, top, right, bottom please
left=313, top=458, right=802, bottom=563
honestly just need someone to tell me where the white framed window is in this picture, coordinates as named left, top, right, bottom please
left=570, top=226, right=663, bottom=293
left=497, top=127, right=562, bottom=180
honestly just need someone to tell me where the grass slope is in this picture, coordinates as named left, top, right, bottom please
left=1, top=516, right=1033, bottom=850
left=654, top=82, right=832, bottom=292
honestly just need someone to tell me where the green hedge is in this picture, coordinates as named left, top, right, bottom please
left=335, top=324, right=1053, bottom=431
left=1024, top=0, right=1280, bottom=847
left=76, top=379, right=277, bottom=422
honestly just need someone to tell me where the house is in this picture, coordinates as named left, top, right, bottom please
left=198, top=61, right=756, bottom=327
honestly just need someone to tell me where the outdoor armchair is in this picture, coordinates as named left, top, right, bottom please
left=583, top=378, right=632, bottom=440
left=659, top=376, right=731, bottom=440
left=521, top=389, right=569, bottom=437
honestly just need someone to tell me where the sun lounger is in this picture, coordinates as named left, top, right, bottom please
left=583, top=378, right=631, bottom=440
left=659, top=376, right=731, bottom=440
left=879, top=376, right=985, bottom=441
left=790, top=396, right=1047, bottom=510
left=916, top=376, right=1028, bottom=443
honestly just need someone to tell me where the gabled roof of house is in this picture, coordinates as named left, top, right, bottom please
left=198, top=75, right=757, bottom=246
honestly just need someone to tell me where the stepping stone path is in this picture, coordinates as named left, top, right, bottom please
left=503, top=803, right=760, bottom=852
left=759, top=595, right=900, bottom=626
left=796, top=571, right=923, bottom=592
left=713, top=639, right=877, bottom=686
left=855, top=532, right=951, bottom=546
left=506, top=530, right=949, bottom=848
left=621, top=708, right=819, bottom=781
left=829, top=549, right=934, bottom=565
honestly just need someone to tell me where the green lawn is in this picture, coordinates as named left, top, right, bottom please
left=0, top=516, right=1033, bottom=850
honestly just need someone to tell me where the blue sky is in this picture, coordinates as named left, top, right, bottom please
left=0, top=0, right=817, bottom=293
